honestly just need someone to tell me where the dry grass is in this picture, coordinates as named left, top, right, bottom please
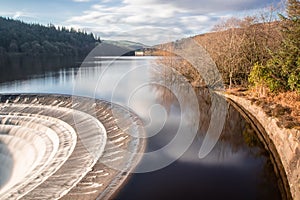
left=227, top=88, right=300, bottom=130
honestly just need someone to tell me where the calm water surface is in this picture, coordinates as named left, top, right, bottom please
left=0, top=56, right=282, bottom=200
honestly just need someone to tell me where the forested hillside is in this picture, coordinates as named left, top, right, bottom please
left=156, top=0, right=299, bottom=94
left=0, top=17, right=101, bottom=56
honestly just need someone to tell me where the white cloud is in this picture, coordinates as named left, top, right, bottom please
left=13, top=11, right=22, bottom=19
left=66, top=0, right=197, bottom=44
left=0, top=11, right=35, bottom=20
left=73, top=0, right=91, bottom=2
left=150, top=0, right=279, bottom=13
left=65, top=0, right=280, bottom=45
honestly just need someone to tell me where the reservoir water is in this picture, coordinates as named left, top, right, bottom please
left=0, top=56, right=283, bottom=199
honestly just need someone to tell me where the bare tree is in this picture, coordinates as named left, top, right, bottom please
left=195, top=6, right=281, bottom=88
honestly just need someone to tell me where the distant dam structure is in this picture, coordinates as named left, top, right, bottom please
left=0, top=94, right=146, bottom=200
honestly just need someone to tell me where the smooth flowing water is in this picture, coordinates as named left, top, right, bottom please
left=0, top=56, right=283, bottom=200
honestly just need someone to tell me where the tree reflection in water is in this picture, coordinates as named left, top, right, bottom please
left=0, top=55, right=82, bottom=83
left=148, top=62, right=283, bottom=199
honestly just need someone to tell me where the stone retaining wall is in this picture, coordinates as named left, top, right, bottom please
left=223, top=93, right=300, bottom=200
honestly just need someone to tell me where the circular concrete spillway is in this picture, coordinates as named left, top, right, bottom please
left=0, top=94, right=146, bottom=200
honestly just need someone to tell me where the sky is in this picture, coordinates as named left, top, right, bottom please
left=0, top=0, right=283, bottom=45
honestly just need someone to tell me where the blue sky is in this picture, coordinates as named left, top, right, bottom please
left=0, top=0, right=282, bottom=45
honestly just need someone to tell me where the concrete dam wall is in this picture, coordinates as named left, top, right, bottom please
left=0, top=94, right=146, bottom=200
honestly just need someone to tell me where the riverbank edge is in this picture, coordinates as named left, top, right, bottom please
left=219, top=92, right=299, bottom=200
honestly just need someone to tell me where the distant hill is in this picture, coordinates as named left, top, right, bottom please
left=0, top=17, right=101, bottom=57
left=102, top=40, right=148, bottom=51
left=87, top=42, right=136, bottom=57
left=85, top=40, right=149, bottom=56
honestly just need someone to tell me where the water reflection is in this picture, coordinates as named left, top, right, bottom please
left=149, top=62, right=275, bottom=164
left=0, top=55, right=82, bottom=83
left=115, top=62, right=283, bottom=199
left=0, top=56, right=282, bottom=199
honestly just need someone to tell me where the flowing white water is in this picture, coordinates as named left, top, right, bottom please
left=0, top=94, right=145, bottom=200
